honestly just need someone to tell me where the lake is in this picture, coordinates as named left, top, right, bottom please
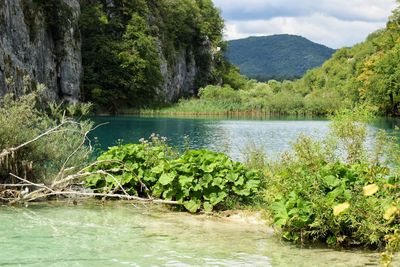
left=90, top=115, right=399, bottom=161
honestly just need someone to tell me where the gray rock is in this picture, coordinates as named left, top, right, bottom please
left=156, top=38, right=213, bottom=103
left=158, top=42, right=197, bottom=102
left=0, top=0, right=81, bottom=102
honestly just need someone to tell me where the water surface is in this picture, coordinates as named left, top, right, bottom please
left=90, top=115, right=398, bottom=161
left=90, top=116, right=330, bottom=160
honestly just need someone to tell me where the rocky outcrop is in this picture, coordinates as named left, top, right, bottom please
left=158, top=39, right=213, bottom=102
left=0, top=0, right=81, bottom=102
left=159, top=48, right=196, bottom=102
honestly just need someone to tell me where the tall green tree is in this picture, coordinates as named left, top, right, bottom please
left=79, top=0, right=224, bottom=112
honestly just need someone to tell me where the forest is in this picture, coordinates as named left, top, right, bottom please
left=225, top=35, right=335, bottom=81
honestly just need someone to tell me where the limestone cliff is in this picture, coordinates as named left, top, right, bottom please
left=0, top=0, right=81, bottom=102
left=158, top=38, right=213, bottom=102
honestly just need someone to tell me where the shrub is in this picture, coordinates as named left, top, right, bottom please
left=262, top=109, right=400, bottom=248
left=86, top=136, right=261, bottom=213
left=0, top=87, right=93, bottom=184
left=199, top=84, right=241, bottom=104
left=304, top=91, right=345, bottom=115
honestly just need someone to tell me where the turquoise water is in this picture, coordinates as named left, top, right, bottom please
left=90, top=115, right=399, bottom=160
left=0, top=202, right=389, bottom=267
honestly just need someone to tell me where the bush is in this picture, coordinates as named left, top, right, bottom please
left=0, top=87, right=93, bottom=184
left=304, top=91, right=346, bottom=115
left=262, top=109, right=400, bottom=248
left=86, top=136, right=261, bottom=213
left=199, top=85, right=241, bottom=104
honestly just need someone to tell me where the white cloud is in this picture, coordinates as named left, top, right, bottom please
left=224, top=14, right=385, bottom=48
left=213, top=0, right=397, bottom=48
left=213, top=0, right=396, bottom=21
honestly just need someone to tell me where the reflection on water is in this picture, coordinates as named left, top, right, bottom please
left=90, top=115, right=398, bottom=161
left=0, top=202, right=388, bottom=267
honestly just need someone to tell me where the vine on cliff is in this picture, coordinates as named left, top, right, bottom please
left=22, top=0, right=73, bottom=44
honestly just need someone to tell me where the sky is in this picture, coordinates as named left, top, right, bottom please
left=212, top=0, right=398, bottom=48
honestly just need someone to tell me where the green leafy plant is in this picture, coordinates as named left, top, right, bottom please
left=261, top=109, right=400, bottom=249
left=86, top=137, right=260, bottom=213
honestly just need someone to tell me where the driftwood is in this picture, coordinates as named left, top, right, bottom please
left=23, top=191, right=179, bottom=205
left=0, top=120, right=76, bottom=160
left=4, top=168, right=180, bottom=206
left=0, top=118, right=179, bottom=206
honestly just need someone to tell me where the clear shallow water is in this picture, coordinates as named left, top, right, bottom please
left=90, top=115, right=399, bottom=161
left=0, top=202, right=387, bottom=267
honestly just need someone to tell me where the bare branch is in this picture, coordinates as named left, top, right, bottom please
left=1, top=183, right=45, bottom=187
left=55, top=122, right=109, bottom=182
left=0, top=120, right=76, bottom=159
left=9, top=173, right=53, bottom=192
left=24, top=191, right=180, bottom=205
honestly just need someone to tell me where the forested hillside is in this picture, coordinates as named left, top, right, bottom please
left=226, top=35, right=335, bottom=81
left=79, top=0, right=225, bottom=111
left=299, top=8, right=400, bottom=116
left=161, top=2, right=400, bottom=116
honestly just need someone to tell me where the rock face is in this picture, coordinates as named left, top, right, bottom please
left=159, top=48, right=197, bottom=102
left=158, top=40, right=212, bottom=102
left=0, top=0, right=81, bottom=102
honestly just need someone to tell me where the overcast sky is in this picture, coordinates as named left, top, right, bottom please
left=212, top=0, right=398, bottom=48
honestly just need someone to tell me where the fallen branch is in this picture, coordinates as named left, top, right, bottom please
left=0, top=120, right=76, bottom=160
left=55, top=122, right=109, bottom=181
left=24, top=191, right=180, bottom=205
left=9, top=173, right=54, bottom=192
left=0, top=197, right=14, bottom=202
left=6, top=169, right=180, bottom=206
left=8, top=170, right=104, bottom=204
left=0, top=119, right=179, bottom=207
left=1, top=184, right=44, bottom=187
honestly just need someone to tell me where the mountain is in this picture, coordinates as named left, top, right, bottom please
left=226, top=35, right=335, bottom=81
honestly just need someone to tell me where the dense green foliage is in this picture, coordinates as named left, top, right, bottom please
left=293, top=3, right=400, bottom=116
left=79, top=0, right=224, bottom=111
left=86, top=136, right=260, bottom=213
left=148, top=80, right=342, bottom=115
left=260, top=110, right=400, bottom=250
left=226, top=35, right=335, bottom=81
left=0, top=81, right=92, bottom=184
